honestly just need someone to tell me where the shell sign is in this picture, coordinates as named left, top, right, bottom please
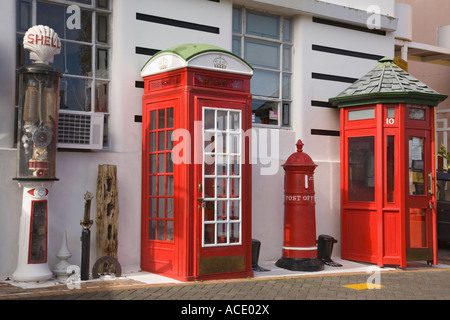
left=23, top=25, right=61, bottom=64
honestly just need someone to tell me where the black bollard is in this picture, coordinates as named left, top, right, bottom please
left=80, top=229, right=91, bottom=280
left=80, top=191, right=94, bottom=280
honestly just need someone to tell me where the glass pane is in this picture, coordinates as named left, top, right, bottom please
left=59, top=77, right=92, bottom=111
left=158, top=198, right=165, bottom=218
left=158, top=109, right=165, bottom=129
left=230, top=178, right=240, bottom=198
left=217, top=178, right=227, bottom=197
left=387, top=136, right=395, bottom=203
left=232, top=37, right=241, bottom=56
left=217, top=155, right=227, bottom=175
left=157, top=221, right=164, bottom=240
left=96, top=0, right=109, bottom=9
left=230, top=201, right=240, bottom=220
left=230, top=156, right=240, bottom=176
left=252, top=100, right=279, bottom=125
left=158, top=153, right=165, bottom=172
left=230, top=112, right=240, bottom=131
left=348, top=136, right=375, bottom=202
left=232, top=7, right=242, bottom=33
left=205, top=155, right=215, bottom=175
left=409, top=107, right=425, bottom=120
left=283, top=19, right=292, bottom=42
left=97, top=49, right=109, bottom=78
left=217, top=110, right=228, bottom=131
left=204, top=109, right=215, bottom=130
left=53, top=42, right=92, bottom=77
left=97, top=14, right=109, bottom=43
left=216, top=132, right=227, bottom=154
left=166, top=221, right=173, bottom=241
left=204, top=202, right=215, bottom=221
left=282, top=73, right=291, bottom=99
left=283, top=46, right=292, bottom=71
left=158, top=132, right=165, bottom=151
left=158, top=176, right=165, bottom=195
left=167, top=108, right=174, bottom=128
left=167, top=176, right=173, bottom=196
left=204, top=178, right=215, bottom=198
left=251, top=69, right=279, bottom=98
left=17, top=0, right=32, bottom=32
left=95, top=81, right=108, bottom=112
left=409, top=137, right=425, bottom=195
left=150, top=132, right=156, bottom=152
left=150, top=111, right=156, bottom=130
left=150, top=198, right=156, bottom=218
left=204, top=224, right=215, bottom=245
left=150, top=176, right=156, bottom=195
left=166, top=131, right=173, bottom=150
left=166, top=153, right=173, bottom=173
left=217, top=201, right=227, bottom=221
left=166, top=198, right=173, bottom=218
left=246, top=10, right=279, bottom=39
left=37, top=2, right=92, bottom=43
left=149, top=220, right=156, bottom=239
left=150, top=154, right=156, bottom=174
left=217, top=224, right=227, bottom=243
left=244, top=39, right=280, bottom=69
left=348, top=109, right=375, bottom=121
left=230, top=223, right=240, bottom=243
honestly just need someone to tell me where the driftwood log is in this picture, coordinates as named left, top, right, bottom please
left=96, top=164, right=119, bottom=262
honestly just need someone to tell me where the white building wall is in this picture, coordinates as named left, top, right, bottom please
left=0, top=0, right=398, bottom=279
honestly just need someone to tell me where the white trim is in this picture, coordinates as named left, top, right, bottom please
left=282, top=246, right=317, bottom=251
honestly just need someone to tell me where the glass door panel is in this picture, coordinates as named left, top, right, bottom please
left=202, top=108, right=242, bottom=246
left=407, top=134, right=431, bottom=249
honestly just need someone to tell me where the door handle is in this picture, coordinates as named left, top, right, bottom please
left=427, top=171, right=433, bottom=195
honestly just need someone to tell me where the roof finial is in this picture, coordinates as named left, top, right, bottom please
left=296, top=139, right=304, bottom=152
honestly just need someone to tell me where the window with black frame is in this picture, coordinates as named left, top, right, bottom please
left=16, top=0, right=111, bottom=148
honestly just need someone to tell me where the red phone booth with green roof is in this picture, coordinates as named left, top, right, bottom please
left=330, top=58, right=447, bottom=268
left=140, top=44, right=253, bottom=281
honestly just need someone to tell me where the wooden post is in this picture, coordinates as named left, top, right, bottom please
left=96, top=164, right=119, bottom=260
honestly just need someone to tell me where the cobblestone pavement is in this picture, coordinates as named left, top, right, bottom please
left=1, top=267, right=449, bottom=318
left=1, top=268, right=449, bottom=301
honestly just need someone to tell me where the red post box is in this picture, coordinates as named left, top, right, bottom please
left=276, top=140, right=324, bottom=271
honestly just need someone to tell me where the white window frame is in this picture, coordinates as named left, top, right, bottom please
left=232, top=7, right=293, bottom=128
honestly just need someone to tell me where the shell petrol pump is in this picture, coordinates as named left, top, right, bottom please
left=276, top=140, right=324, bottom=271
left=12, top=25, right=61, bottom=282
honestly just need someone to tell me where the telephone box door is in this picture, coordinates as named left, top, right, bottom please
left=196, top=100, right=252, bottom=279
left=406, top=129, right=434, bottom=262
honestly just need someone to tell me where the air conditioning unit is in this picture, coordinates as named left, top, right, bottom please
left=57, top=110, right=104, bottom=150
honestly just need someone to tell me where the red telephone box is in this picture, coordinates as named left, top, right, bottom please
left=140, top=44, right=253, bottom=281
left=330, top=58, right=447, bottom=268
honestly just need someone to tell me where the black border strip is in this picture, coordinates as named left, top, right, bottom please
left=136, top=47, right=160, bottom=56
left=312, top=44, right=384, bottom=61
left=312, top=17, right=386, bottom=36
left=311, top=129, right=340, bottom=137
left=311, top=100, right=335, bottom=108
left=136, top=13, right=220, bottom=34
left=312, top=72, right=358, bottom=84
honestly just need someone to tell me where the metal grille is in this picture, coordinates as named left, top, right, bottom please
left=58, top=112, right=91, bottom=145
